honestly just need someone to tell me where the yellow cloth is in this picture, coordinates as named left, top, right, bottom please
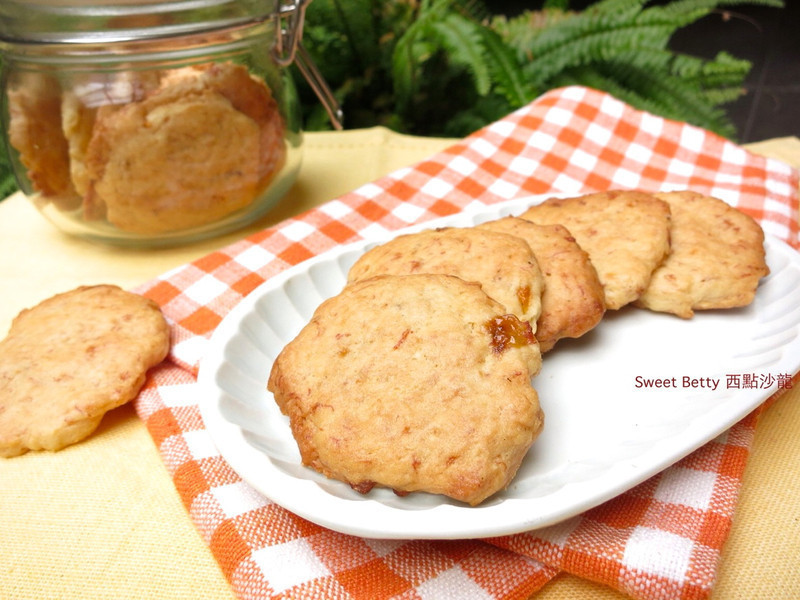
left=1, top=130, right=799, bottom=600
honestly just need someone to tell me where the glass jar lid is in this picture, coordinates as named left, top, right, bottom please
left=0, top=0, right=276, bottom=44
left=0, top=0, right=343, bottom=128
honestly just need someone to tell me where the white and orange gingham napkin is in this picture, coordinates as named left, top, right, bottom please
left=134, top=86, right=799, bottom=600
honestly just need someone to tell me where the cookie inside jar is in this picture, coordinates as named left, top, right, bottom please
left=1, top=15, right=304, bottom=246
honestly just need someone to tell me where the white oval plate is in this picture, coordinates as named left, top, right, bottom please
left=197, top=194, right=800, bottom=539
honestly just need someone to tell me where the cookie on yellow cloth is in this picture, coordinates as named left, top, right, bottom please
left=347, top=227, right=545, bottom=328
left=268, top=274, right=544, bottom=506
left=0, top=285, right=170, bottom=458
left=520, top=191, right=672, bottom=310
left=478, top=217, right=606, bottom=351
left=636, top=191, right=770, bottom=318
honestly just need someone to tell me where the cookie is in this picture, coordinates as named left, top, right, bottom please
left=180, top=62, right=286, bottom=184
left=478, top=217, right=606, bottom=351
left=85, top=89, right=261, bottom=233
left=61, top=90, right=97, bottom=201
left=0, top=285, right=170, bottom=457
left=347, top=227, right=545, bottom=327
left=635, top=191, right=769, bottom=318
left=268, top=274, right=543, bottom=505
left=520, top=191, right=672, bottom=310
left=63, top=71, right=162, bottom=220
left=6, top=72, right=81, bottom=211
left=84, top=62, right=286, bottom=234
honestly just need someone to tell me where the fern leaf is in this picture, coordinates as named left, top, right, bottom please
left=550, top=66, right=685, bottom=126
left=300, top=0, right=784, bottom=137
left=303, top=0, right=380, bottom=78
left=392, top=0, right=497, bottom=107
left=522, top=24, right=684, bottom=87
left=0, top=57, right=17, bottom=199
left=598, top=47, right=749, bottom=89
left=491, top=10, right=575, bottom=61
left=478, top=26, right=535, bottom=106
left=659, top=0, right=783, bottom=14
left=521, top=0, right=647, bottom=59
left=449, top=0, right=492, bottom=22
left=701, top=86, right=748, bottom=106
left=429, top=12, right=492, bottom=95
left=391, top=8, right=440, bottom=109
left=391, top=34, right=424, bottom=110
left=633, top=3, right=710, bottom=30
left=0, top=162, right=17, bottom=199
left=685, top=51, right=752, bottom=89
left=568, top=60, right=739, bottom=138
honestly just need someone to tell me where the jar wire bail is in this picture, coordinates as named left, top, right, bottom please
left=272, top=0, right=343, bottom=130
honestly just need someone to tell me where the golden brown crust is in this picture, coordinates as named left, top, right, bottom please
left=0, top=285, right=170, bottom=457
left=346, top=227, right=545, bottom=329
left=636, top=191, right=769, bottom=318
left=520, top=191, right=672, bottom=310
left=268, top=274, right=543, bottom=505
left=478, top=217, right=606, bottom=351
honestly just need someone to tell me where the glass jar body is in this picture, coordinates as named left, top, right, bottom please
left=1, top=21, right=303, bottom=246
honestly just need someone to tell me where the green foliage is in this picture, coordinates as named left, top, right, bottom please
left=0, top=56, right=16, bottom=199
left=0, top=0, right=787, bottom=197
left=0, top=149, right=16, bottom=199
left=297, top=0, right=784, bottom=139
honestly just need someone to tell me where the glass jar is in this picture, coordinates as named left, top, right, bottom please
left=0, top=0, right=336, bottom=247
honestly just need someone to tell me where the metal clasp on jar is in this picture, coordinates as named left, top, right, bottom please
left=273, top=0, right=343, bottom=130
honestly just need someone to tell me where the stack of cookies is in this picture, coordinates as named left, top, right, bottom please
left=7, top=61, right=286, bottom=234
left=268, top=189, right=769, bottom=506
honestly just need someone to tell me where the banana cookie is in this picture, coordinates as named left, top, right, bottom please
left=478, top=217, right=606, bottom=351
left=6, top=72, right=80, bottom=210
left=0, top=285, right=170, bottom=457
left=83, top=62, right=286, bottom=233
left=347, top=227, right=545, bottom=328
left=636, top=191, right=769, bottom=318
left=268, top=274, right=544, bottom=505
left=521, top=191, right=672, bottom=310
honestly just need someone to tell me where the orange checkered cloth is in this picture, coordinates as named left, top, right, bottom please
left=134, top=86, right=799, bottom=600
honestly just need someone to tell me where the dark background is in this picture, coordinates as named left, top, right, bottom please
left=487, top=1, right=800, bottom=143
